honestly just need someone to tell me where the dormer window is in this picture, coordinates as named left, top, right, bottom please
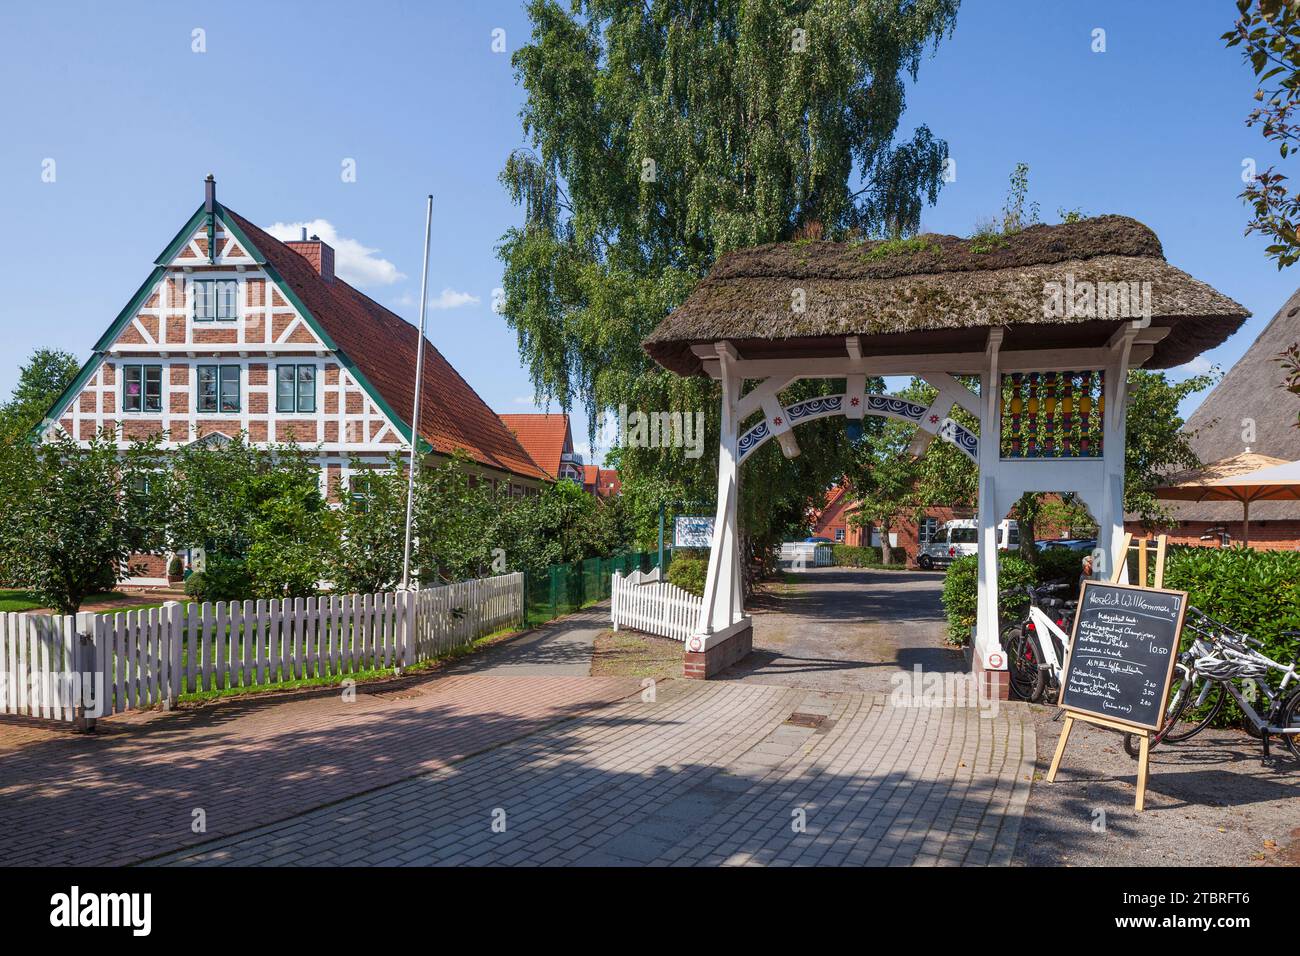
left=193, top=279, right=238, bottom=321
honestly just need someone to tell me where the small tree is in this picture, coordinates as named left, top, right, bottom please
left=0, top=430, right=163, bottom=613
left=0, top=348, right=79, bottom=445
left=328, top=461, right=410, bottom=594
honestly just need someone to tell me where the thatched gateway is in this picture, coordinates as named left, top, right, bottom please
left=643, top=216, right=1248, bottom=691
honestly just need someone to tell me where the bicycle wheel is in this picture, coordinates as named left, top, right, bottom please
left=1003, top=626, right=1045, bottom=702
left=1280, top=691, right=1300, bottom=760
left=1123, top=676, right=1223, bottom=758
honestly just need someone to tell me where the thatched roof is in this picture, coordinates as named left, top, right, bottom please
left=1159, top=287, right=1300, bottom=523
left=644, top=215, right=1249, bottom=377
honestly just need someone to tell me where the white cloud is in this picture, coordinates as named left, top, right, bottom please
left=429, top=287, right=481, bottom=310
left=263, top=219, right=405, bottom=287
left=1171, top=357, right=1214, bottom=376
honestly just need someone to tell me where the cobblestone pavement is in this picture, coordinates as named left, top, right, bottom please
left=0, top=673, right=640, bottom=866
left=724, top=567, right=962, bottom=695
left=153, top=679, right=1035, bottom=867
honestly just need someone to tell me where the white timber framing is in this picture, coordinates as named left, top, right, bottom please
left=689, top=323, right=1166, bottom=677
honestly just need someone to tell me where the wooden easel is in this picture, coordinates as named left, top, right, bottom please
left=1045, top=533, right=1169, bottom=812
left=1047, top=711, right=1153, bottom=811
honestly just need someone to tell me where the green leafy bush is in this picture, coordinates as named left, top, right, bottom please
left=1163, top=546, right=1300, bottom=670
left=1034, top=546, right=1088, bottom=585
left=667, top=555, right=708, bottom=596
left=831, top=544, right=908, bottom=566
left=183, top=556, right=252, bottom=604
left=940, top=551, right=1037, bottom=645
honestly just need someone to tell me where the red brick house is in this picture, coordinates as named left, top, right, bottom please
left=811, top=486, right=970, bottom=556
left=499, top=413, right=585, bottom=484
left=582, top=465, right=622, bottom=499
left=39, top=177, right=549, bottom=582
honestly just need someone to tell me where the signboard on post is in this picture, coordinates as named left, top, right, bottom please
left=1048, top=578, right=1188, bottom=811
left=673, top=515, right=714, bottom=549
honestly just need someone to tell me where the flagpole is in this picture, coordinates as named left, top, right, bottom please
left=401, top=194, right=434, bottom=591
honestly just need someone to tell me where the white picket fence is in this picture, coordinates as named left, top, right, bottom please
left=610, top=568, right=702, bottom=642
left=0, top=571, right=524, bottom=724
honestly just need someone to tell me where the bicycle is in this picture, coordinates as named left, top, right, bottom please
left=1121, top=612, right=1300, bottom=763
left=1000, top=582, right=1078, bottom=703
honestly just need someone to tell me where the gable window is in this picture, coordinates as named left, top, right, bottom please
left=276, top=365, right=317, bottom=413
left=197, top=365, right=241, bottom=413
left=193, top=279, right=238, bottom=321
left=122, top=364, right=162, bottom=413
left=835, top=528, right=846, bottom=542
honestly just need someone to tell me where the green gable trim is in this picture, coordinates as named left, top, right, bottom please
left=37, top=263, right=170, bottom=435
left=215, top=208, right=267, bottom=265
left=153, top=204, right=208, bottom=265
left=217, top=208, right=432, bottom=455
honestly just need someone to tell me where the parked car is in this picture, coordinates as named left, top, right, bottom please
left=1035, top=537, right=1097, bottom=552
left=916, top=519, right=1019, bottom=570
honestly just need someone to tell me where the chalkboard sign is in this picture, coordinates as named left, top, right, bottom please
left=1058, top=581, right=1188, bottom=732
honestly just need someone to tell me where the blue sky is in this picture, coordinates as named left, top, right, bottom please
left=0, top=1, right=1294, bottom=464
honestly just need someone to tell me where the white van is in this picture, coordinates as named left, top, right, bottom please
left=916, top=518, right=1019, bottom=570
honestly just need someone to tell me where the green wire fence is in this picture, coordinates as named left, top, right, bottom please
left=522, top=549, right=672, bottom=626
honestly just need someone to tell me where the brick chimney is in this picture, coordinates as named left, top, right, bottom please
left=286, top=231, right=335, bottom=283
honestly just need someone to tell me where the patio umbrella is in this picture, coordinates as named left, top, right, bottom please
left=1154, top=453, right=1300, bottom=546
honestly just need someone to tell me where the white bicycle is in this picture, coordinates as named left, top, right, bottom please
left=999, top=583, right=1078, bottom=703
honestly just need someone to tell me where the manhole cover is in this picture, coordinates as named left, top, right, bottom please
left=783, top=712, right=826, bottom=729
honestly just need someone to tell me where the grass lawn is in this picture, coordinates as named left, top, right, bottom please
left=0, top=590, right=165, bottom=614
left=590, top=629, right=682, bottom=680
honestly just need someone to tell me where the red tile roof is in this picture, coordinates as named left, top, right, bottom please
left=498, top=414, right=573, bottom=479
left=223, top=208, right=549, bottom=483
left=583, top=465, right=621, bottom=498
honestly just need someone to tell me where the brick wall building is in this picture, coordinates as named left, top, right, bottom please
left=40, top=178, right=550, bottom=582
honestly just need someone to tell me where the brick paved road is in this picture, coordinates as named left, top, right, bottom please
left=153, top=680, right=1034, bottom=867
left=0, top=674, right=639, bottom=866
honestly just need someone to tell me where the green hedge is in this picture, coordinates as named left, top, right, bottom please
left=667, top=555, right=708, bottom=596
left=1163, top=547, right=1300, bottom=669
left=832, top=544, right=909, bottom=567
left=1033, top=546, right=1088, bottom=584
left=940, top=552, right=1037, bottom=646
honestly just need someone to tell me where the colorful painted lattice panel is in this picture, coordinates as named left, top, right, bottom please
left=999, top=371, right=1104, bottom=459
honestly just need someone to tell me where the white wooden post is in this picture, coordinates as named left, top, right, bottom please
left=1101, top=329, right=1136, bottom=583
left=695, top=344, right=745, bottom=638
left=74, top=611, right=97, bottom=731
left=165, top=600, right=182, bottom=709
left=974, top=329, right=1005, bottom=671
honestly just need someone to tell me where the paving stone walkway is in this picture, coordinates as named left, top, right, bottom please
left=0, top=673, right=640, bottom=866
left=152, top=679, right=1034, bottom=867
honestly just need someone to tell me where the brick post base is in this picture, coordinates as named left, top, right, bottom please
left=972, top=648, right=1010, bottom=701
left=683, top=623, right=753, bottom=679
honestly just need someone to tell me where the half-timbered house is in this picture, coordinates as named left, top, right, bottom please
left=39, top=177, right=549, bottom=582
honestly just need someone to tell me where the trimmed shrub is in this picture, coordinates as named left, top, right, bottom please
left=666, top=555, right=708, bottom=596
left=940, top=551, right=1037, bottom=646
left=1163, top=546, right=1300, bottom=670
left=1034, top=546, right=1088, bottom=585
left=183, top=556, right=252, bottom=604
left=831, top=544, right=909, bottom=567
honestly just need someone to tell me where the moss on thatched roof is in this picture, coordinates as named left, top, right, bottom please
left=644, top=215, right=1249, bottom=377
